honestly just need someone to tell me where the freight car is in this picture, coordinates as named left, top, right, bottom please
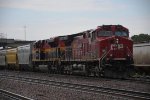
left=17, top=44, right=33, bottom=70
left=6, top=48, right=18, bottom=69
left=32, top=25, right=134, bottom=78
left=133, top=43, right=150, bottom=75
left=0, top=49, right=6, bottom=69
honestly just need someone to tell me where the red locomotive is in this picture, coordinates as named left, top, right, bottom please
left=32, top=25, right=134, bottom=78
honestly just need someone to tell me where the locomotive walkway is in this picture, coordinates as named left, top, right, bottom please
left=0, top=74, right=150, bottom=100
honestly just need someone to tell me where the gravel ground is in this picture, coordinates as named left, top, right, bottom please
left=0, top=70, right=149, bottom=93
left=0, top=93, right=12, bottom=100
left=0, top=78, right=132, bottom=100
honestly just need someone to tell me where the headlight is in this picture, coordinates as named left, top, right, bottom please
left=110, top=54, right=112, bottom=57
left=116, top=39, right=119, bottom=44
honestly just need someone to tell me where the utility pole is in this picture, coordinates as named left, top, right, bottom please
left=24, top=25, right=26, bottom=41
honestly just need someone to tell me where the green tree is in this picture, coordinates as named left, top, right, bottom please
left=131, top=34, right=150, bottom=43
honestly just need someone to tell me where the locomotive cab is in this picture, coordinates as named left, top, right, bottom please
left=93, top=25, right=134, bottom=78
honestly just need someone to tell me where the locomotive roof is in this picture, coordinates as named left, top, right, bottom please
left=34, top=25, right=128, bottom=44
left=99, top=25, right=123, bottom=27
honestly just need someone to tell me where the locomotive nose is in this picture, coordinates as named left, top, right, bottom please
left=110, top=37, right=125, bottom=59
left=111, top=38, right=123, bottom=50
left=110, top=36, right=119, bottom=44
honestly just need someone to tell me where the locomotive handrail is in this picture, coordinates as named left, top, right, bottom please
left=127, top=46, right=133, bottom=57
left=101, top=49, right=111, bottom=63
left=98, top=49, right=111, bottom=70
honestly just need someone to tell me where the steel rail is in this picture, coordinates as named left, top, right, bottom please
left=0, top=74, right=150, bottom=100
left=125, top=77, right=150, bottom=84
left=0, top=89, right=33, bottom=100
left=1, top=70, right=150, bottom=84
left=49, top=73, right=150, bottom=84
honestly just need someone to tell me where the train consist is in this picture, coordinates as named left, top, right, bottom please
left=0, top=25, right=134, bottom=78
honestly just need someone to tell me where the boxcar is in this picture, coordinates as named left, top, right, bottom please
left=6, top=48, right=18, bottom=69
left=0, top=49, right=6, bottom=69
left=133, top=43, right=150, bottom=74
left=17, top=44, right=32, bottom=70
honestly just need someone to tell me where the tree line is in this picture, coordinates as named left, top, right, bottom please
left=131, top=34, right=150, bottom=43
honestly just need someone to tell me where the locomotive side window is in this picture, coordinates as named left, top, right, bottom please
left=97, top=31, right=112, bottom=37
left=115, top=31, right=128, bottom=36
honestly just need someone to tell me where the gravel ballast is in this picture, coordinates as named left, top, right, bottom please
left=0, top=78, right=131, bottom=100
left=0, top=70, right=149, bottom=93
left=0, top=70, right=149, bottom=100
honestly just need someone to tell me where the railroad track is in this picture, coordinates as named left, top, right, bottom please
left=1, top=70, right=150, bottom=84
left=126, top=77, right=150, bottom=84
left=52, top=74, right=150, bottom=84
left=0, top=89, right=33, bottom=100
left=0, top=74, right=150, bottom=100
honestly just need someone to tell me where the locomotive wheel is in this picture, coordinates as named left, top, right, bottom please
left=94, top=71, right=101, bottom=77
left=93, top=66, right=101, bottom=77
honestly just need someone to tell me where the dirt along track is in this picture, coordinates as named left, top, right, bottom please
left=0, top=70, right=150, bottom=100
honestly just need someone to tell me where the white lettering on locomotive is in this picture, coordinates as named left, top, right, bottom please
left=111, top=44, right=123, bottom=50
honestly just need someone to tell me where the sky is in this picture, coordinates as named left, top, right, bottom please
left=0, top=0, right=150, bottom=40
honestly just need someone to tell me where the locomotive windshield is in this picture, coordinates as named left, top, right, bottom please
left=97, top=31, right=112, bottom=37
left=115, top=31, right=128, bottom=36
left=59, top=36, right=68, bottom=40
